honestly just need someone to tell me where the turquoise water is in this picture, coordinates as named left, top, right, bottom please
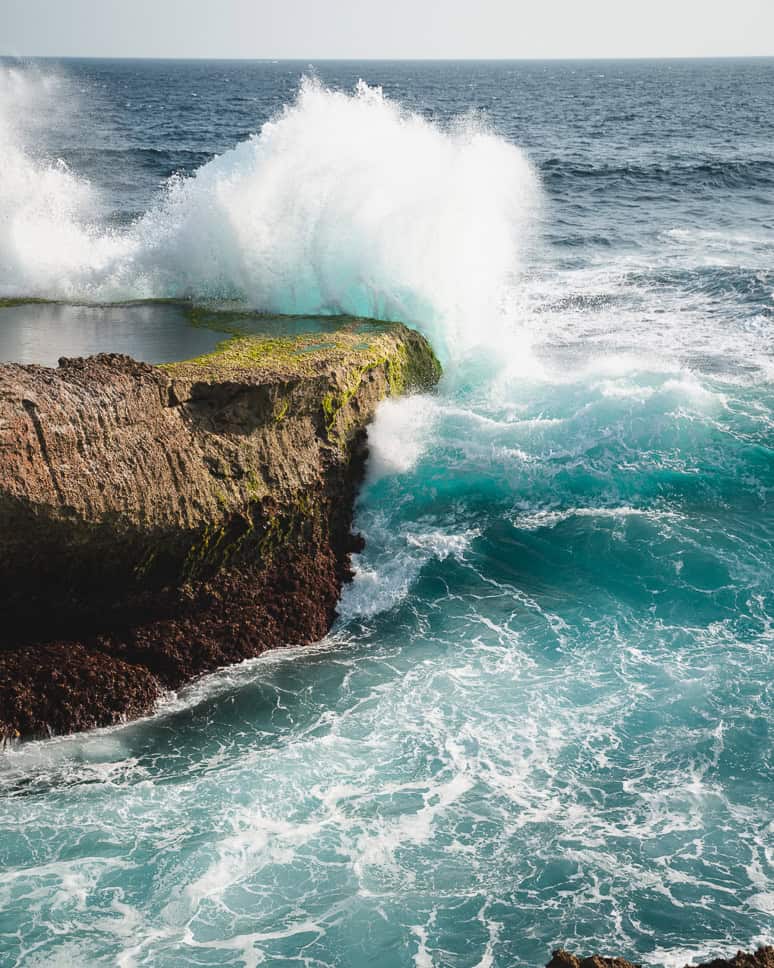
left=0, top=59, right=773, bottom=967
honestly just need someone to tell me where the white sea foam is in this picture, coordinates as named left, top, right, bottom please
left=338, top=519, right=478, bottom=621
left=365, top=394, right=440, bottom=481
left=509, top=505, right=682, bottom=532
left=0, top=68, right=127, bottom=297
left=412, top=923, right=435, bottom=968
left=2, top=62, right=773, bottom=968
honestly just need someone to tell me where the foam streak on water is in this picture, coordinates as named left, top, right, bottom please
left=0, top=58, right=773, bottom=968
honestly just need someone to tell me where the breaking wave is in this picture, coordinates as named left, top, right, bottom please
left=1, top=58, right=773, bottom=968
left=0, top=69, right=540, bottom=359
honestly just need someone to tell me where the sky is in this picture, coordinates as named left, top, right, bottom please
left=1, top=0, right=773, bottom=60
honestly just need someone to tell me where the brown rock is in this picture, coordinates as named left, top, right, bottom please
left=0, top=318, right=441, bottom=740
left=691, top=950, right=774, bottom=968
left=547, top=950, right=642, bottom=968
left=547, top=947, right=774, bottom=968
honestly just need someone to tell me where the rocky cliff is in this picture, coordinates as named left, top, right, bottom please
left=0, top=317, right=441, bottom=740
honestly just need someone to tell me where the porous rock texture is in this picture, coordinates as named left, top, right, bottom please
left=0, top=317, right=441, bottom=740
left=546, top=947, right=774, bottom=968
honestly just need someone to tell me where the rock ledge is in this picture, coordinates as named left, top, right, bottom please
left=0, top=317, right=441, bottom=740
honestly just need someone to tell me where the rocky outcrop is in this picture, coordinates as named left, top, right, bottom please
left=0, top=317, right=441, bottom=740
left=547, top=947, right=774, bottom=968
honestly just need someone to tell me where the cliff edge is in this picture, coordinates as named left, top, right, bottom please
left=0, top=317, right=441, bottom=740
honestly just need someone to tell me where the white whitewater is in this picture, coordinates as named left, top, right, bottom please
left=0, top=70, right=540, bottom=360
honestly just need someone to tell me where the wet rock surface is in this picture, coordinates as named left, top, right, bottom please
left=0, top=318, right=441, bottom=740
left=546, top=947, right=774, bottom=968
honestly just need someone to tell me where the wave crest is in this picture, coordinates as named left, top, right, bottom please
left=0, top=72, right=540, bottom=359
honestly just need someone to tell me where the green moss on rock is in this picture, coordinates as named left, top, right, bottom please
left=162, top=316, right=440, bottom=387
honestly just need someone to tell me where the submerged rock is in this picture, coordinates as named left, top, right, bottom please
left=546, top=947, right=774, bottom=968
left=0, top=317, right=441, bottom=740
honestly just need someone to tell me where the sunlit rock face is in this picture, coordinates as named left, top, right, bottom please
left=0, top=318, right=441, bottom=740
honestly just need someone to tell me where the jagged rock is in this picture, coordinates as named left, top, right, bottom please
left=0, top=317, right=441, bottom=740
left=547, top=946, right=774, bottom=968
left=547, top=951, right=642, bottom=968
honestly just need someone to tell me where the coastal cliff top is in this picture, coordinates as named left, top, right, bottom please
left=162, top=316, right=440, bottom=389
left=0, top=313, right=441, bottom=530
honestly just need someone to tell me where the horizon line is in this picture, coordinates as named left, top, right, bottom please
left=2, top=53, right=774, bottom=63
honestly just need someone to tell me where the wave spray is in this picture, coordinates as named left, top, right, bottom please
left=0, top=72, right=540, bottom=360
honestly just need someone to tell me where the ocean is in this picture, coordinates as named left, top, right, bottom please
left=0, top=58, right=772, bottom=968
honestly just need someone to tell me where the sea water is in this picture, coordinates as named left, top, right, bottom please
left=0, top=58, right=772, bottom=968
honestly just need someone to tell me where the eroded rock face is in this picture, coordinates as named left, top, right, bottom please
left=0, top=319, right=441, bottom=740
left=546, top=947, right=774, bottom=968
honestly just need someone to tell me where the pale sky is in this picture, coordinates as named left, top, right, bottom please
left=1, top=0, right=773, bottom=60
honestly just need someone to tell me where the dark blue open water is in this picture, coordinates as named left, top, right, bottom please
left=0, top=59, right=772, bottom=967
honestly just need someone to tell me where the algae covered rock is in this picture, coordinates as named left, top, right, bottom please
left=0, top=316, right=441, bottom=740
